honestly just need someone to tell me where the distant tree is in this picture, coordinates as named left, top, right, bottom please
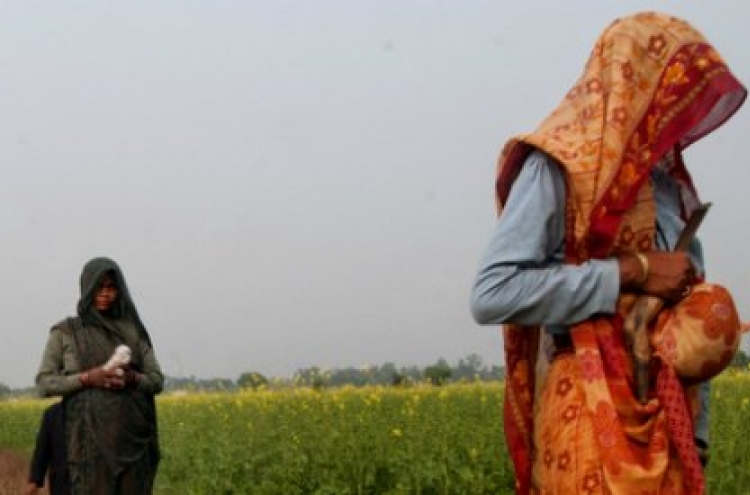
left=424, top=359, right=452, bottom=385
left=163, top=375, right=198, bottom=392
left=490, top=365, right=506, bottom=380
left=730, top=349, right=750, bottom=369
left=400, top=365, right=423, bottom=383
left=198, top=378, right=235, bottom=391
left=294, top=366, right=328, bottom=389
left=455, top=353, right=485, bottom=381
left=328, top=367, right=368, bottom=387
left=237, top=371, right=269, bottom=390
left=0, top=382, right=10, bottom=398
left=391, top=371, right=407, bottom=386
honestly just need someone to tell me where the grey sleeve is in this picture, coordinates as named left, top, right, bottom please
left=35, top=329, right=84, bottom=397
left=470, top=152, right=620, bottom=326
left=136, top=339, right=164, bottom=395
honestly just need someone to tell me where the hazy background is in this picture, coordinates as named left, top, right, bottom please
left=2, top=1, right=749, bottom=388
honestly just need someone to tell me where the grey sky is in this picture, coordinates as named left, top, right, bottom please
left=2, top=2, right=749, bottom=388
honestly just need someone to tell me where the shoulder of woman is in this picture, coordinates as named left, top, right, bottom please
left=50, top=317, right=78, bottom=334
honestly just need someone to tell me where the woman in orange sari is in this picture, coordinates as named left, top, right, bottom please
left=471, top=12, right=746, bottom=494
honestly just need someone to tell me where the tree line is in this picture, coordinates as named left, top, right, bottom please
left=164, top=354, right=505, bottom=392
left=4, top=349, right=749, bottom=397
left=0, top=354, right=503, bottom=398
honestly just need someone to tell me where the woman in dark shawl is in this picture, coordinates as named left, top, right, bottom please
left=36, top=257, right=163, bottom=495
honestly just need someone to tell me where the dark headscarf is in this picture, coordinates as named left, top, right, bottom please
left=77, top=257, right=152, bottom=348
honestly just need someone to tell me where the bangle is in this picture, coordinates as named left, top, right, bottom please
left=634, top=252, right=649, bottom=286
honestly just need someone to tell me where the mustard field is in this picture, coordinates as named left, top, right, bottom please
left=1, top=376, right=749, bottom=494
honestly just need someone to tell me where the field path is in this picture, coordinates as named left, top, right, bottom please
left=0, top=449, right=32, bottom=494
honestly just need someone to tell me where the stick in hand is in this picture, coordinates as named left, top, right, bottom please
left=623, top=202, right=711, bottom=404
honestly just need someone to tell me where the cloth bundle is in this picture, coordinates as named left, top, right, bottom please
left=651, top=283, right=742, bottom=383
left=103, top=345, right=132, bottom=376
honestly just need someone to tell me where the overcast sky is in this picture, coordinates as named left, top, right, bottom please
left=2, top=2, right=749, bottom=388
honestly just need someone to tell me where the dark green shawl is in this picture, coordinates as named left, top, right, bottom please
left=64, top=257, right=159, bottom=493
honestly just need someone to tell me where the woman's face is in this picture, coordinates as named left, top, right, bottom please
left=93, top=273, right=119, bottom=312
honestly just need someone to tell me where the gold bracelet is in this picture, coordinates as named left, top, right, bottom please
left=634, top=253, right=649, bottom=286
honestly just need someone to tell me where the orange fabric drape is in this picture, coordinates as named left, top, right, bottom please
left=499, top=11, right=746, bottom=495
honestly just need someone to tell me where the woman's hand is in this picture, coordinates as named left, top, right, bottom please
left=619, top=251, right=696, bottom=302
left=80, top=366, right=126, bottom=390
left=124, top=366, right=143, bottom=389
left=641, top=251, right=696, bottom=301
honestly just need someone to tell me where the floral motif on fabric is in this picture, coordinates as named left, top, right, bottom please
left=556, top=376, right=573, bottom=397
left=582, top=472, right=601, bottom=495
left=557, top=450, right=571, bottom=471
left=706, top=302, right=734, bottom=340
left=622, top=61, right=634, bottom=81
left=648, top=34, right=668, bottom=57
left=637, top=233, right=653, bottom=251
left=562, top=404, right=579, bottom=424
left=543, top=448, right=554, bottom=469
left=592, top=401, right=620, bottom=451
left=578, top=349, right=604, bottom=382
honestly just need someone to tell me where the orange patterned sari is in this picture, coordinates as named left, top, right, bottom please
left=497, top=12, right=746, bottom=495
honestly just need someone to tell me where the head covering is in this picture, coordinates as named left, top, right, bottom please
left=497, top=11, right=746, bottom=261
left=499, top=12, right=746, bottom=495
left=77, top=257, right=152, bottom=347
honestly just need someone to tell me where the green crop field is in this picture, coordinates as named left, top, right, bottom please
left=1, top=376, right=749, bottom=494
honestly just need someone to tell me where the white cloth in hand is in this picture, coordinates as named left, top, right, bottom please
left=103, top=345, right=132, bottom=376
